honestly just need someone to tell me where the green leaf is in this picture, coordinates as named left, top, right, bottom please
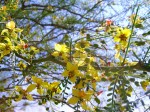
left=85, top=48, right=90, bottom=52
left=129, top=78, right=135, bottom=82
left=142, top=31, right=150, bottom=36
left=107, top=99, right=112, bottom=102
left=93, top=44, right=99, bottom=48
left=86, top=34, right=91, bottom=41
left=135, top=41, right=145, bottom=46
left=134, top=81, right=140, bottom=86
left=94, top=97, right=100, bottom=104
left=101, top=40, right=106, bottom=44
left=141, top=100, right=145, bottom=106
left=135, top=24, right=143, bottom=28
left=108, top=87, right=113, bottom=91
left=107, top=93, right=112, bottom=96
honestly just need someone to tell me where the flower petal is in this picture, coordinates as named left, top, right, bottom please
left=67, top=96, right=79, bottom=104
left=6, top=21, right=15, bottom=29
left=26, top=84, right=36, bottom=92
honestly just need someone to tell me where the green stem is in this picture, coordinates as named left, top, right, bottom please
left=143, top=46, right=150, bottom=62
left=111, top=76, right=118, bottom=112
left=122, top=5, right=140, bottom=65
left=69, top=38, right=72, bottom=62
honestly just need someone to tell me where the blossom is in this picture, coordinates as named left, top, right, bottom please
left=17, top=61, right=27, bottom=70
left=73, top=51, right=87, bottom=66
left=32, top=76, right=44, bottom=95
left=52, top=44, right=69, bottom=61
left=1, top=21, right=23, bottom=39
left=15, top=40, right=28, bottom=51
left=1, top=6, right=7, bottom=11
left=106, top=19, right=113, bottom=26
left=62, top=62, right=82, bottom=83
left=45, top=81, right=61, bottom=96
left=6, top=21, right=15, bottom=30
left=30, top=46, right=39, bottom=54
left=75, top=40, right=90, bottom=51
left=73, top=80, right=85, bottom=89
left=140, top=81, right=149, bottom=91
left=68, top=89, right=93, bottom=110
left=15, top=85, right=35, bottom=101
left=129, top=14, right=143, bottom=25
left=114, top=28, right=131, bottom=47
left=0, top=42, right=13, bottom=56
left=54, top=44, right=68, bottom=52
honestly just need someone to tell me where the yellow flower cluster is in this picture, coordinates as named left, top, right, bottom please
left=15, top=76, right=61, bottom=101
left=51, top=40, right=103, bottom=111
left=0, top=21, right=39, bottom=71
left=0, top=21, right=22, bottom=60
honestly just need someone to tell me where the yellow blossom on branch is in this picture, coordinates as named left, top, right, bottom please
left=52, top=44, right=69, bottom=61
left=32, top=76, right=45, bottom=95
left=6, top=21, right=15, bottom=30
left=73, top=50, right=87, bottom=66
left=62, top=62, right=83, bottom=83
left=75, top=40, right=90, bottom=51
left=15, top=85, right=35, bottom=101
left=55, top=44, right=68, bottom=52
left=45, top=81, right=61, bottom=96
left=30, top=46, right=39, bottom=54
left=114, top=28, right=131, bottom=48
left=1, top=21, right=23, bottom=39
left=129, top=14, right=143, bottom=25
left=17, top=61, right=27, bottom=70
left=140, top=81, right=150, bottom=91
left=68, top=89, right=93, bottom=110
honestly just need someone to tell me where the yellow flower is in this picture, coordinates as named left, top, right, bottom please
left=6, top=21, right=15, bottom=30
left=126, top=86, right=133, bottom=96
left=0, top=43, right=6, bottom=50
left=140, top=81, right=149, bottom=91
left=1, top=43, right=13, bottom=56
left=54, top=44, right=68, bottom=52
left=68, top=89, right=93, bottom=103
left=62, top=62, right=82, bottom=83
left=15, top=85, right=35, bottom=101
left=17, top=61, right=27, bottom=70
left=74, top=80, right=85, bottom=89
left=75, top=40, right=90, bottom=50
left=30, top=46, right=39, bottom=54
left=68, top=89, right=93, bottom=110
left=73, top=51, right=87, bottom=66
left=129, top=14, right=143, bottom=25
left=1, top=6, right=7, bottom=11
left=2, top=21, right=23, bottom=39
left=114, top=28, right=131, bottom=47
left=15, top=40, right=28, bottom=51
left=0, top=37, right=11, bottom=43
left=45, top=81, right=61, bottom=96
left=32, top=76, right=44, bottom=95
left=52, top=44, right=69, bottom=61
left=86, top=64, right=97, bottom=75
left=86, top=65, right=101, bottom=90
